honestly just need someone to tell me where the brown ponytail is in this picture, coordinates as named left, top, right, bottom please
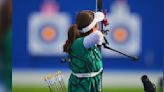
left=63, top=10, right=95, bottom=53
left=63, top=24, right=80, bottom=53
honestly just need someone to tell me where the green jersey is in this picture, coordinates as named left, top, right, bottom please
left=68, top=37, right=103, bottom=92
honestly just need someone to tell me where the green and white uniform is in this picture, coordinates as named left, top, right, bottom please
left=68, top=37, right=103, bottom=92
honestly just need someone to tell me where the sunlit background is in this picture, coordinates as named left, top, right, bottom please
left=12, top=0, right=163, bottom=92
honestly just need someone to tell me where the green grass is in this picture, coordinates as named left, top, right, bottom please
left=13, top=86, right=143, bottom=92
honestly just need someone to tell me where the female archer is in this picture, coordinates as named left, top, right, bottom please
left=63, top=10, right=104, bottom=92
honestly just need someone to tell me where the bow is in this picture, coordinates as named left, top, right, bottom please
left=96, top=0, right=139, bottom=61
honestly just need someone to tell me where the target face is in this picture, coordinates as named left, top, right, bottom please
left=102, top=1, right=141, bottom=57
left=28, top=12, right=70, bottom=56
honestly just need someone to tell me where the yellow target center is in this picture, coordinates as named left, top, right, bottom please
left=113, top=27, right=128, bottom=43
left=41, top=26, right=56, bottom=42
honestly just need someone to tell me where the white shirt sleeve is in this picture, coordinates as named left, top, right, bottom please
left=83, top=31, right=104, bottom=49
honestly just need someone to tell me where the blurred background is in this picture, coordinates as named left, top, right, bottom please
left=0, top=0, right=12, bottom=92
left=12, top=0, right=163, bottom=92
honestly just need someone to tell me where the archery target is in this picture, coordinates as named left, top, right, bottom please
left=28, top=13, right=70, bottom=56
left=102, top=1, right=141, bottom=57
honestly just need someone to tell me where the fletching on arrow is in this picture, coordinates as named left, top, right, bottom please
left=44, top=71, right=66, bottom=92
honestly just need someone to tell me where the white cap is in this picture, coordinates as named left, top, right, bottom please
left=79, top=12, right=104, bottom=33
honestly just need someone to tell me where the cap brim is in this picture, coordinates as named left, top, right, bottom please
left=94, top=12, right=105, bottom=22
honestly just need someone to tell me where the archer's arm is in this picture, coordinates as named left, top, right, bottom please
left=83, top=31, right=103, bottom=49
